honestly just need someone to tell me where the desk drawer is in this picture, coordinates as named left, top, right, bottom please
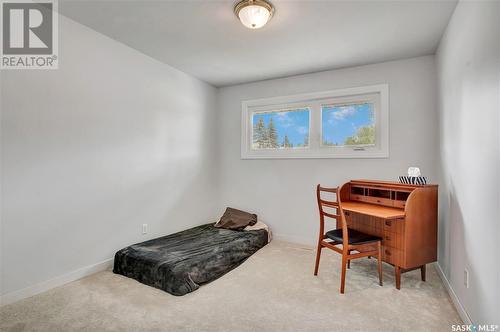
left=350, top=194, right=365, bottom=202
left=383, top=219, right=404, bottom=234
left=383, top=232, right=402, bottom=249
left=362, top=196, right=393, bottom=207
left=383, top=247, right=403, bottom=265
left=393, top=200, right=406, bottom=209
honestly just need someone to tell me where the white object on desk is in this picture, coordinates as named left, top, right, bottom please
left=408, top=167, right=421, bottom=177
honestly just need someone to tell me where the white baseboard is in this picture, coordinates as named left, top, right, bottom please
left=434, top=262, right=472, bottom=324
left=273, top=233, right=315, bottom=247
left=0, top=258, right=113, bottom=306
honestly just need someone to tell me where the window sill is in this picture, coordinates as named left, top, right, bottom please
left=241, top=149, right=389, bottom=159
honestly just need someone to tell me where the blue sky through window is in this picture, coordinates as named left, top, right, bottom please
left=321, top=103, right=374, bottom=145
left=252, top=108, right=310, bottom=147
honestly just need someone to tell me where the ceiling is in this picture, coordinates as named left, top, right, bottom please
left=59, top=0, right=457, bottom=87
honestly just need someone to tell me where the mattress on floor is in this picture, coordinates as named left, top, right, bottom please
left=113, top=223, right=268, bottom=296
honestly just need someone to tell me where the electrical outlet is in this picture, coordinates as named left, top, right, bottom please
left=464, top=269, right=469, bottom=288
left=142, top=224, right=148, bottom=235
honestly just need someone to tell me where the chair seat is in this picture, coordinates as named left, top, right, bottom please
left=325, top=228, right=382, bottom=245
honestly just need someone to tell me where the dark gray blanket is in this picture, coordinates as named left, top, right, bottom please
left=113, top=223, right=268, bottom=296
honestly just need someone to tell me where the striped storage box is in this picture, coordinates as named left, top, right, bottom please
left=399, top=176, right=427, bottom=185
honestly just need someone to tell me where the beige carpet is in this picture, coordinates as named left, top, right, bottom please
left=0, top=240, right=461, bottom=332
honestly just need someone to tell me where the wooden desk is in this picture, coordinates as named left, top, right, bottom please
left=341, top=201, right=405, bottom=220
left=339, top=180, right=438, bottom=289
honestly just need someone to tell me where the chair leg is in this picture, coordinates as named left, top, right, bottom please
left=314, top=242, right=322, bottom=276
left=377, top=241, right=383, bottom=286
left=340, top=254, right=347, bottom=294
left=347, top=250, right=351, bottom=269
left=421, top=264, right=426, bottom=282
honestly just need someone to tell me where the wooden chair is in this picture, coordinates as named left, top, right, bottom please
left=313, top=185, right=383, bottom=293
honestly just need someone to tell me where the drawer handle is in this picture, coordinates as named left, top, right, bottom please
left=376, top=199, right=381, bottom=203
left=385, top=221, right=392, bottom=226
left=385, top=236, right=391, bottom=241
left=385, top=250, right=391, bottom=256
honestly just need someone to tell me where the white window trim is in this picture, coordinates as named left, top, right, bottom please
left=241, top=84, right=389, bottom=159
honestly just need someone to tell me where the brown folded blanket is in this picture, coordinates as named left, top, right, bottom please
left=215, top=207, right=257, bottom=230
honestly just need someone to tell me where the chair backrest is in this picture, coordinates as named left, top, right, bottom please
left=316, top=185, right=349, bottom=244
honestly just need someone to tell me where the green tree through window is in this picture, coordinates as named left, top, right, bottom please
left=344, top=125, right=375, bottom=145
left=252, top=108, right=309, bottom=149
left=267, top=118, right=278, bottom=148
left=253, top=118, right=267, bottom=148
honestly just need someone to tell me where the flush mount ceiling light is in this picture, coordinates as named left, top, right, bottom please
left=234, top=0, right=275, bottom=29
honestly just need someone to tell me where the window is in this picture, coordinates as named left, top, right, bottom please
left=241, top=84, right=388, bottom=159
left=252, top=108, right=310, bottom=150
left=321, top=102, right=375, bottom=147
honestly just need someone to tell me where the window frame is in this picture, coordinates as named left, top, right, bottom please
left=241, top=84, right=389, bottom=159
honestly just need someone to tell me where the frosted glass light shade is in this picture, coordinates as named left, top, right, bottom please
left=235, top=0, right=274, bottom=29
left=238, top=5, right=271, bottom=29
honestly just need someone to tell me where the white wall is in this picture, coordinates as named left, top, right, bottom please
left=0, top=15, right=219, bottom=298
left=216, top=56, right=439, bottom=244
left=436, top=0, right=500, bottom=324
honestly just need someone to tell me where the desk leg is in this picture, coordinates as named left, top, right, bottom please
left=395, top=266, right=401, bottom=290
left=421, top=265, right=426, bottom=282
